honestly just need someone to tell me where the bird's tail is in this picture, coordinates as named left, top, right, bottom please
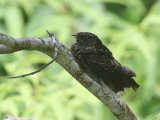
left=103, top=76, right=139, bottom=93
left=128, top=78, right=139, bottom=90
left=110, top=77, right=139, bottom=93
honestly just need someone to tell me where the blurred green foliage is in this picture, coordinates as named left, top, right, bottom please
left=0, top=0, right=160, bottom=120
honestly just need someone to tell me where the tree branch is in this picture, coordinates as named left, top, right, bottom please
left=0, top=33, right=137, bottom=120
left=5, top=115, right=34, bottom=120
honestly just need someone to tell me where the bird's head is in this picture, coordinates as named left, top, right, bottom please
left=72, top=32, right=101, bottom=45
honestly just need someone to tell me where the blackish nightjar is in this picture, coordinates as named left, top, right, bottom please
left=70, top=32, right=139, bottom=92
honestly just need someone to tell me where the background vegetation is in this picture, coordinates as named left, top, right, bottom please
left=0, top=0, right=160, bottom=120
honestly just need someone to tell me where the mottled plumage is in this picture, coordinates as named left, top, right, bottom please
left=71, top=32, right=139, bottom=92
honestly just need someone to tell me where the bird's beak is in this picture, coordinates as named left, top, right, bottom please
left=72, top=34, right=76, bottom=37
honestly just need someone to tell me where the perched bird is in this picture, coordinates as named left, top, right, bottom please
left=71, top=32, right=139, bottom=92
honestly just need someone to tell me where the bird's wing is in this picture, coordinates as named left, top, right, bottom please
left=101, top=44, right=136, bottom=77
left=80, top=48, right=117, bottom=75
left=83, top=49, right=138, bottom=91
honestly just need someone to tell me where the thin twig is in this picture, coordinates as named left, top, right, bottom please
left=8, top=59, right=55, bottom=79
left=8, top=31, right=58, bottom=79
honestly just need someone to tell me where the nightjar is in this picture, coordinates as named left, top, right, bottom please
left=71, top=32, right=139, bottom=92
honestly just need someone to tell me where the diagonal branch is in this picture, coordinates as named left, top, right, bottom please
left=0, top=33, right=137, bottom=120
